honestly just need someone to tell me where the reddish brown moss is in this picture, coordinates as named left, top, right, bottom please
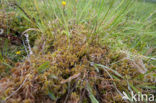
left=0, top=33, right=155, bottom=103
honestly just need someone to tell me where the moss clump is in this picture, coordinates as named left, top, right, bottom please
left=0, top=33, right=155, bottom=103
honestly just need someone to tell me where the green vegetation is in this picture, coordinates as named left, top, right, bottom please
left=0, top=0, right=156, bottom=103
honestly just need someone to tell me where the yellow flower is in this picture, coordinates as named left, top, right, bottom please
left=16, top=51, right=21, bottom=55
left=62, top=1, right=66, bottom=6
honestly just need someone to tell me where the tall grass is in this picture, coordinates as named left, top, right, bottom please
left=3, top=0, right=156, bottom=60
left=11, top=0, right=133, bottom=36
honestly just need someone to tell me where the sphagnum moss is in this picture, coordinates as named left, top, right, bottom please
left=0, top=33, right=155, bottom=103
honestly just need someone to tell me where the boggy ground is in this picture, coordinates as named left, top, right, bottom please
left=0, top=32, right=155, bottom=103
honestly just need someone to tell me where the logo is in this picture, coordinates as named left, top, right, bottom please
left=122, top=91, right=155, bottom=102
